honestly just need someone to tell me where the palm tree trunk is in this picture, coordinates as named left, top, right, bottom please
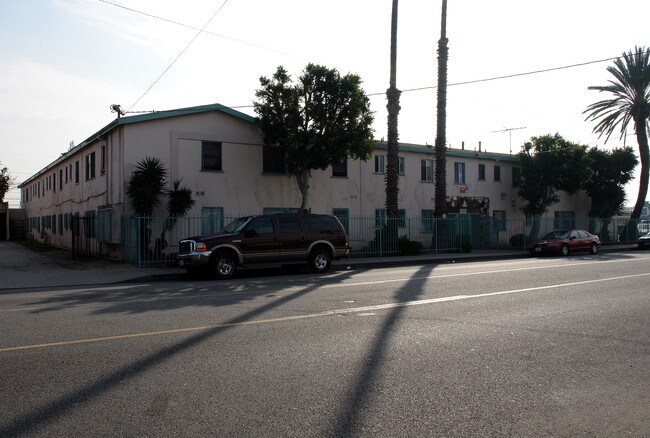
left=433, top=0, right=449, bottom=251
left=386, top=0, right=401, bottom=246
left=630, top=118, right=649, bottom=220
left=434, top=0, right=448, bottom=219
left=296, top=171, right=310, bottom=212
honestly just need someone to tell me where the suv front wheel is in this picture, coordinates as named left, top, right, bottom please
left=213, top=251, right=236, bottom=279
left=309, top=248, right=331, bottom=273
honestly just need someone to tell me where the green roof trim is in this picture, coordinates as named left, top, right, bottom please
left=373, top=141, right=519, bottom=163
left=19, top=103, right=256, bottom=187
left=116, top=103, right=255, bottom=126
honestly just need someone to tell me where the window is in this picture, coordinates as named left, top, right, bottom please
left=454, top=162, right=466, bottom=184
left=494, top=165, right=501, bottom=182
left=84, top=210, right=96, bottom=238
left=59, top=170, right=63, bottom=190
left=247, top=217, right=275, bottom=236
left=421, top=159, right=433, bottom=182
left=374, top=155, right=385, bottom=174
left=100, top=145, right=106, bottom=174
left=332, top=159, right=347, bottom=177
left=302, top=216, right=341, bottom=234
left=263, top=145, right=287, bottom=173
left=85, top=152, right=96, bottom=180
left=512, top=167, right=521, bottom=187
left=375, top=208, right=406, bottom=227
left=525, top=214, right=533, bottom=226
left=277, top=216, right=302, bottom=234
left=375, top=209, right=386, bottom=227
left=554, top=211, right=575, bottom=229
left=333, top=208, right=350, bottom=233
left=75, top=161, right=79, bottom=184
left=399, top=157, right=406, bottom=176
left=493, top=210, right=506, bottom=232
left=201, top=207, right=224, bottom=234
left=422, top=209, right=435, bottom=233
left=478, top=164, right=486, bottom=180
left=202, top=141, right=222, bottom=171
left=98, top=208, right=112, bottom=243
left=65, top=166, right=68, bottom=183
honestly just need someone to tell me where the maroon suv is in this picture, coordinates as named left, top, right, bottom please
left=177, top=214, right=350, bottom=279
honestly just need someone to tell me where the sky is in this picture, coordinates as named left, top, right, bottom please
left=1, top=0, right=649, bottom=209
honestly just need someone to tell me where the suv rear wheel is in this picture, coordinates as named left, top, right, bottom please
left=213, top=251, right=236, bottom=279
left=309, top=248, right=331, bottom=273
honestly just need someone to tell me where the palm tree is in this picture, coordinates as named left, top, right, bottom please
left=126, top=157, right=167, bottom=257
left=433, top=0, right=449, bottom=251
left=156, top=179, right=196, bottom=257
left=584, top=47, right=650, bottom=235
left=385, top=0, right=401, bottom=249
left=126, top=157, right=167, bottom=216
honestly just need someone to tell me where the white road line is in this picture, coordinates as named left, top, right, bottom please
left=2, top=272, right=648, bottom=352
left=322, top=256, right=650, bottom=289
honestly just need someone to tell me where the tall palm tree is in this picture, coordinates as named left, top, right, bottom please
left=584, top=47, right=650, bottom=227
left=385, top=0, right=401, bottom=220
left=434, top=0, right=448, bottom=219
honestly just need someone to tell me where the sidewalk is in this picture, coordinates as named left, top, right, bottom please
left=0, top=240, right=638, bottom=291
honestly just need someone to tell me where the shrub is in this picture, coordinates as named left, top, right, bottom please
left=509, top=233, right=530, bottom=248
left=398, top=235, right=423, bottom=255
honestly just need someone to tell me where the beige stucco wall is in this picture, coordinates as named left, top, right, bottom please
left=19, top=108, right=593, bottom=255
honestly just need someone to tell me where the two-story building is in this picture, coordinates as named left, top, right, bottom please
left=18, top=103, right=590, bottom=260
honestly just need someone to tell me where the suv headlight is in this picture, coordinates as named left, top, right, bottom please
left=195, top=242, right=207, bottom=252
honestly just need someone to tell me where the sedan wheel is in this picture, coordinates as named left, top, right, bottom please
left=590, top=242, right=598, bottom=255
left=561, top=244, right=569, bottom=256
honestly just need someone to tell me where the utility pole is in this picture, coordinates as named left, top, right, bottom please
left=493, top=126, right=526, bottom=154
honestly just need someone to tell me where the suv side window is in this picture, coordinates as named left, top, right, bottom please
left=247, top=217, right=275, bottom=236
left=277, top=217, right=302, bottom=234
left=302, top=216, right=340, bottom=234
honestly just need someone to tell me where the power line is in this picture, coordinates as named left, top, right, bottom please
left=367, top=55, right=622, bottom=96
left=97, top=0, right=302, bottom=60
left=127, top=0, right=230, bottom=112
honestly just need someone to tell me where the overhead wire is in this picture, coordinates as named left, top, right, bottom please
left=97, top=0, right=302, bottom=60
left=126, top=0, right=231, bottom=112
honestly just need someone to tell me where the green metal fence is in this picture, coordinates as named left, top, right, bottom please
left=120, top=214, right=650, bottom=266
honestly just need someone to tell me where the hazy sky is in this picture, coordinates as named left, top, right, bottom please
left=1, top=0, right=649, bottom=208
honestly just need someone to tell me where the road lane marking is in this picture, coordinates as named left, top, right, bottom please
left=1, top=256, right=648, bottom=313
left=2, top=271, right=648, bottom=353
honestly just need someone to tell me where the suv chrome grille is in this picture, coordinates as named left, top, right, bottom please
left=178, top=240, right=195, bottom=254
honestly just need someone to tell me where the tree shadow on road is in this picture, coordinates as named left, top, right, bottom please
left=0, top=269, right=357, bottom=436
left=328, top=264, right=436, bottom=437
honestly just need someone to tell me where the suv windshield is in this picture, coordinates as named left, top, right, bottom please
left=223, top=217, right=250, bottom=233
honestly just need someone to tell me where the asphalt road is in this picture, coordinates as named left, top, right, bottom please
left=1, top=252, right=649, bottom=437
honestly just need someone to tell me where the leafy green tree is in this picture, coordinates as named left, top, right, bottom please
left=583, top=147, right=637, bottom=241
left=584, top=47, right=650, bottom=233
left=0, top=163, right=15, bottom=203
left=254, top=64, right=375, bottom=211
left=518, top=134, right=592, bottom=239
